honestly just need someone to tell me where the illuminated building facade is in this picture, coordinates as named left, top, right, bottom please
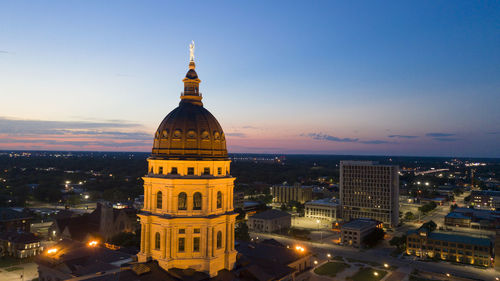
left=406, top=227, right=492, bottom=267
left=340, top=161, right=399, bottom=227
left=137, top=49, right=237, bottom=277
left=270, top=184, right=313, bottom=204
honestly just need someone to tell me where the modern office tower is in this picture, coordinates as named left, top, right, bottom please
left=137, top=48, right=237, bottom=277
left=270, top=184, right=313, bottom=204
left=340, top=161, right=399, bottom=227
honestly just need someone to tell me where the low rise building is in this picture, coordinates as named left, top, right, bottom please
left=406, top=227, right=492, bottom=267
left=49, top=202, right=137, bottom=241
left=340, top=218, right=382, bottom=247
left=270, top=184, right=313, bottom=204
left=248, top=209, right=291, bottom=233
left=0, top=231, right=42, bottom=258
left=305, top=198, right=340, bottom=222
left=36, top=239, right=133, bottom=281
left=0, top=208, right=32, bottom=232
left=471, top=190, right=500, bottom=210
left=444, top=207, right=500, bottom=230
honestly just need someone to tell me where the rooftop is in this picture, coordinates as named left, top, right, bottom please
left=0, top=208, right=32, bottom=222
left=249, top=209, right=291, bottom=220
left=305, top=198, right=340, bottom=207
left=408, top=230, right=491, bottom=247
left=342, top=218, right=379, bottom=230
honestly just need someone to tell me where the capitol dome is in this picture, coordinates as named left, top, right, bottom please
left=151, top=61, right=228, bottom=160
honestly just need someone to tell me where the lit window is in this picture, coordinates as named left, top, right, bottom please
left=193, top=237, right=200, bottom=252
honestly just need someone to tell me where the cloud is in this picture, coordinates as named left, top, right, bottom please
left=242, top=125, right=257, bottom=129
left=225, top=132, right=246, bottom=138
left=486, top=132, right=500, bottom=135
left=0, top=116, right=151, bottom=150
left=432, top=137, right=460, bottom=142
left=359, top=140, right=392, bottom=144
left=388, top=135, right=419, bottom=139
left=306, top=133, right=359, bottom=143
left=426, top=133, right=456, bottom=137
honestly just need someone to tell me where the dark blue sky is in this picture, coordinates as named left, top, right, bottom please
left=0, top=1, right=499, bottom=156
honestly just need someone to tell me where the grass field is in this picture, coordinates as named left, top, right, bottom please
left=314, top=262, right=351, bottom=277
left=348, top=267, right=387, bottom=281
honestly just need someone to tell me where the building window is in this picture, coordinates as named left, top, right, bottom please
left=150, top=167, right=154, bottom=174
left=179, top=229, right=185, bottom=234
left=193, top=192, right=202, bottom=210
left=171, top=167, right=178, bottom=174
left=217, top=231, right=222, bottom=249
left=217, top=191, right=222, bottom=209
left=155, top=232, right=160, bottom=250
left=187, top=167, right=194, bottom=175
left=178, top=238, right=185, bottom=252
left=159, top=167, right=163, bottom=174
left=194, top=228, right=200, bottom=233
left=217, top=167, right=222, bottom=175
left=156, top=191, right=162, bottom=209
left=178, top=192, right=187, bottom=210
left=193, top=237, right=200, bottom=252
left=203, top=167, right=210, bottom=175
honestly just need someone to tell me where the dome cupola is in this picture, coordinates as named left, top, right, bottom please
left=151, top=42, right=227, bottom=160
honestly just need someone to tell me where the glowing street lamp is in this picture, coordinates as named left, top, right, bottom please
left=384, top=263, right=389, bottom=268
left=314, top=260, right=318, bottom=265
left=373, top=271, right=379, bottom=277
left=47, top=248, right=57, bottom=254
left=327, top=253, right=331, bottom=259
left=88, top=240, right=98, bottom=247
left=446, top=273, right=450, bottom=277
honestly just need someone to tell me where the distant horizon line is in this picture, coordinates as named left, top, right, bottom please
left=0, top=149, right=499, bottom=160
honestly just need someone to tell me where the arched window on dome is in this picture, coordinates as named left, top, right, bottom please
left=155, top=232, right=160, bottom=250
left=217, top=231, right=222, bottom=249
left=159, top=167, right=163, bottom=175
left=178, top=192, right=187, bottom=210
left=193, top=192, right=202, bottom=210
left=156, top=191, right=163, bottom=209
left=217, top=191, right=222, bottom=209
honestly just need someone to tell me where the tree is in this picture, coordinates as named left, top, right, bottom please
left=235, top=222, right=250, bottom=241
left=418, top=201, right=437, bottom=214
left=389, top=234, right=407, bottom=252
left=450, top=203, right=458, bottom=212
left=421, top=220, right=437, bottom=232
left=363, top=228, right=385, bottom=248
left=404, top=211, right=415, bottom=221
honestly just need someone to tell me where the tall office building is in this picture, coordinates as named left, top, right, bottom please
left=340, top=161, right=399, bottom=227
left=137, top=46, right=237, bottom=276
left=270, top=184, right=313, bottom=204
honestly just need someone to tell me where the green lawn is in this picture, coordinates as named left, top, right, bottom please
left=346, top=258, right=381, bottom=267
left=0, top=257, right=32, bottom=268
left=409, top=275, right=439, bottom=281
left=314, top=262, right=351, bottom=277
left=332, top=256, right=344, bottom=261
left=348, top=267, right=387, bottom=281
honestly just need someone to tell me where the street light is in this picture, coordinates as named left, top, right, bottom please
left=314, top=260, right=318, bottom=265
left=446, top=273, right=450, bottom=277
left=374, top=272, right=379, bottom=277
left=383, top=263, right=389, bottom=268
left=327, top=253, right=331, bottom=259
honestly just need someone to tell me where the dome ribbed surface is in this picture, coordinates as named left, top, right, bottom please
left=151, top=101, right=227, bottom=160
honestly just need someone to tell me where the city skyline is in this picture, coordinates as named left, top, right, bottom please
left=1, top=1, right=499, bottom=157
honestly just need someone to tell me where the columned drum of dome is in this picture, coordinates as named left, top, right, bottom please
left=137, top=45, right=237, bottom=277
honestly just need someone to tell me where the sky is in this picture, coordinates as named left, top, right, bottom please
left=0, top=1, right=499, bottom=157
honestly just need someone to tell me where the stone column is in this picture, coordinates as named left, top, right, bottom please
left=140, top=223, right=146, bottom=253
left=162, top=227, right=167, bottom=259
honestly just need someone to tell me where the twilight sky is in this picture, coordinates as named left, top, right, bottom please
left=0, top=1, right=499, bottom=157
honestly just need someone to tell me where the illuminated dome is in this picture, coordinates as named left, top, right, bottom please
left=151, top=61, right=227, bottom=160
